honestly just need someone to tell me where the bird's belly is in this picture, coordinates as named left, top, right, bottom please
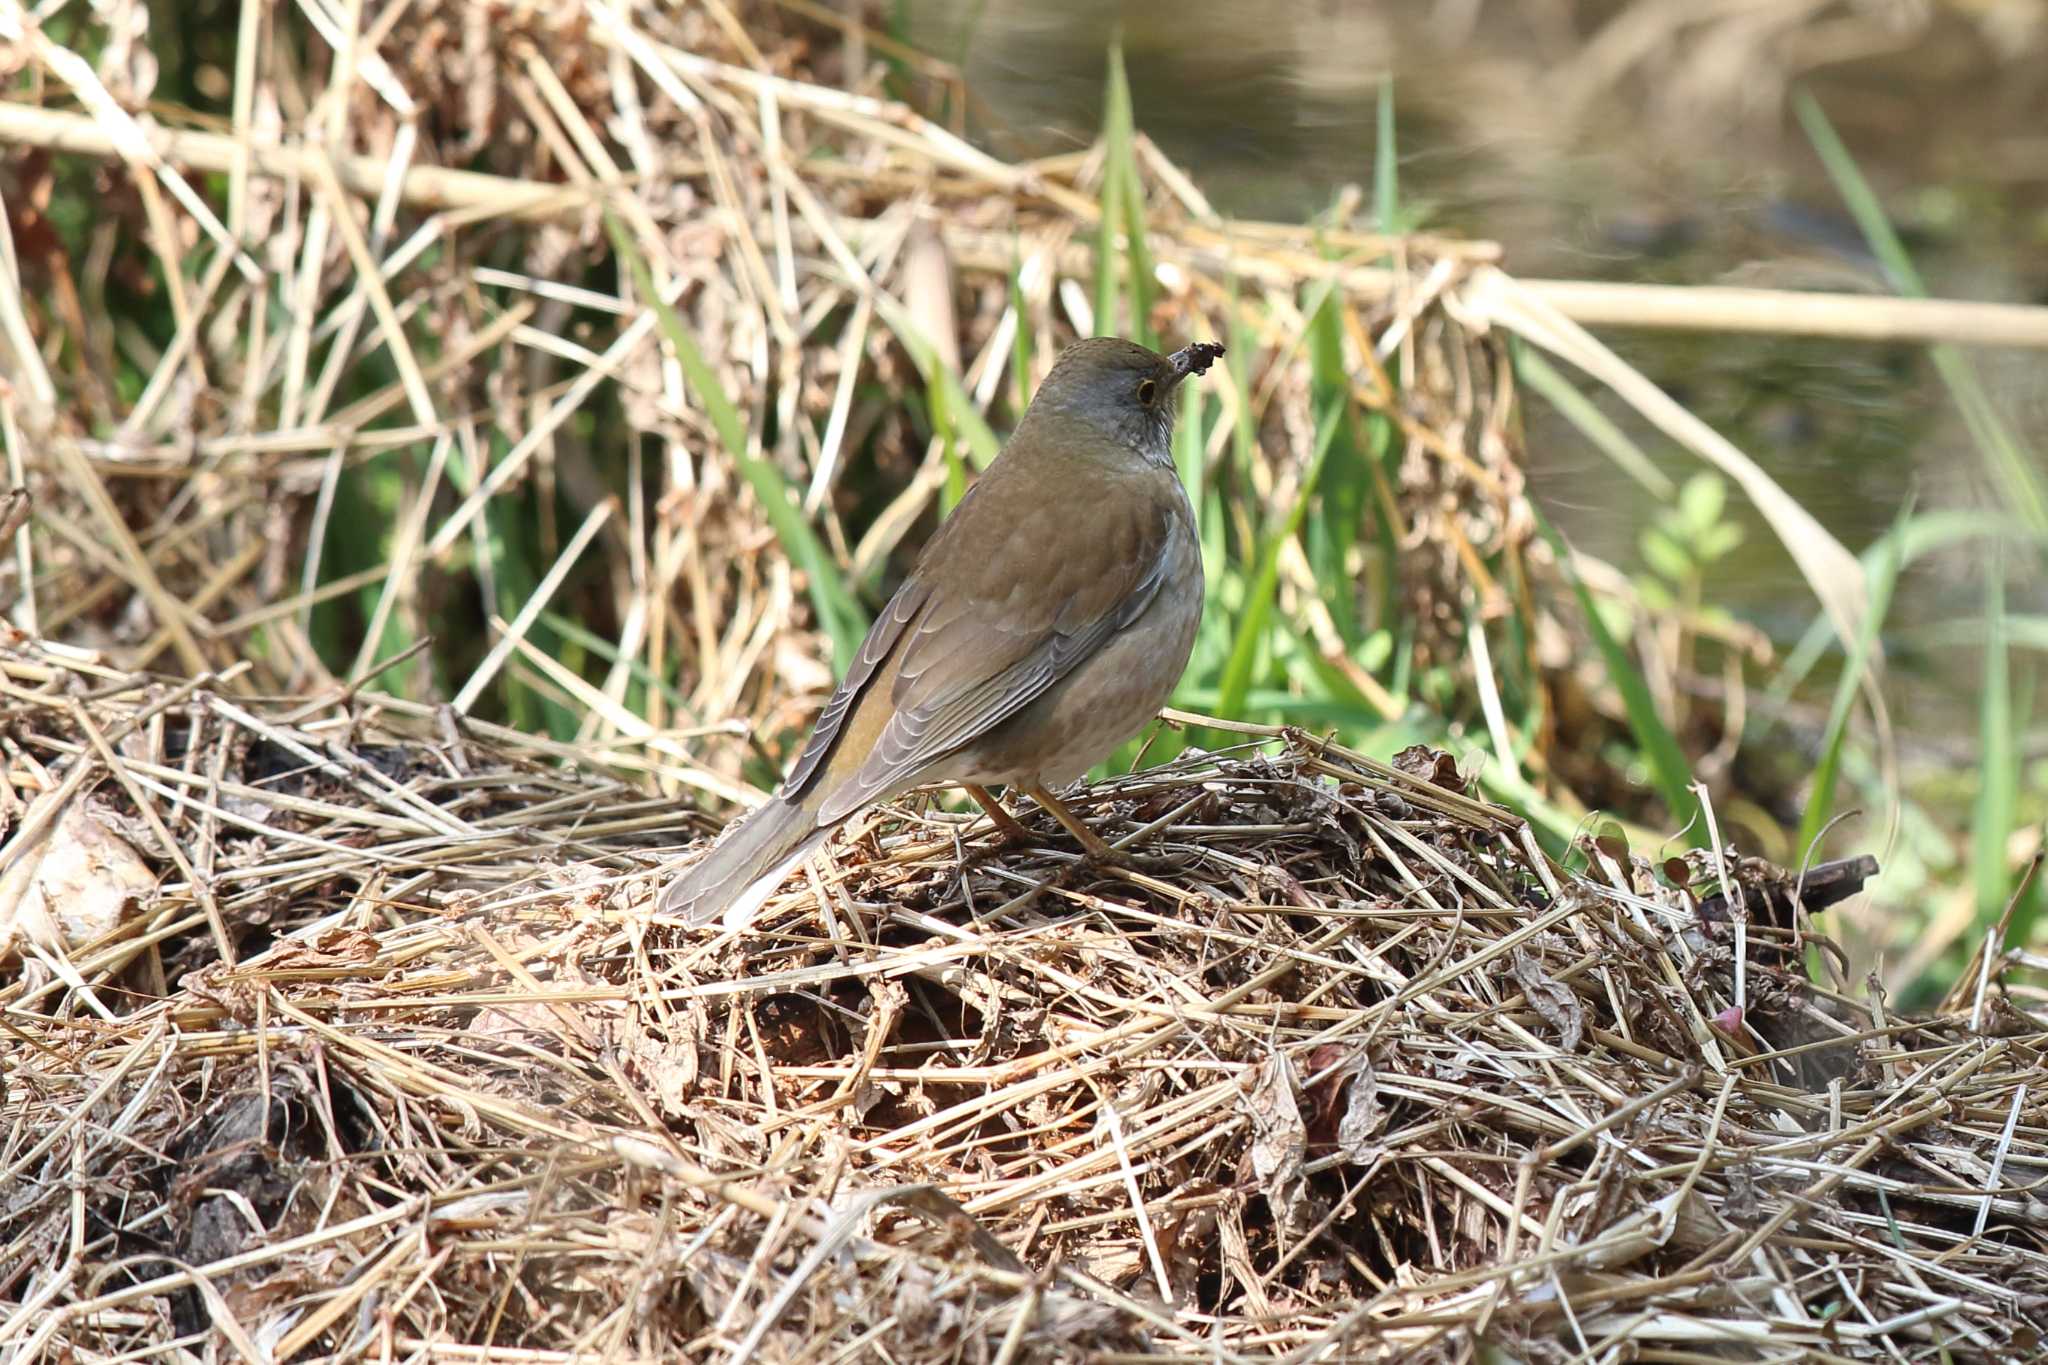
left=951, top=536, right=1202, bottom=790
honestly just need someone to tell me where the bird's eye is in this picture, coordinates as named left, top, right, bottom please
left=1136, top=379, right=1158, bottom=405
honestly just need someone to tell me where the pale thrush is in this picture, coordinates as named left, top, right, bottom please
left=659, top=336, right=1224, bottom=928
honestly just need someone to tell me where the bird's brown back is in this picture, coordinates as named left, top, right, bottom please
left=781, top=409, right=1190, bottom=819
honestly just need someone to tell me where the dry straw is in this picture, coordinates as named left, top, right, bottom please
left=4, top=0, right=2048, bottom=1359
left=4, top=639, right=2047, bottom=1361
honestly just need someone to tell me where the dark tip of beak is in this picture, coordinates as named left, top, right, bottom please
left=1168, top=340, right=1226, bottom=381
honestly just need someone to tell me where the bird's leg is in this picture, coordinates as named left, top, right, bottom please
left=962, top=783, right=1035, bottom=847
left=1022, top=782, right=1169, bottom=873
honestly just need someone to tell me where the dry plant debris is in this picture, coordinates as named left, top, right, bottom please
left=4, top=2, right=2048, bottom=1359
left=1, top=0, right=2014, bottom=974
left=0, top=0, right=1618, bottom=805
left=4, top=639, right=2047, bottom=1361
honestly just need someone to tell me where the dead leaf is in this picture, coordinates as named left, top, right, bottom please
left=1512, top=946, right=1585, bottom=1051
left=0, top=790, right=156, bottom=960
left=1243, top=1052, right=1310, bottom=1232
left=1336, top=1064, right=1384, bottom=1163
left=1392, top=744, right=1464, bottom=791
left=618, top=1023, right=700, bottom=1119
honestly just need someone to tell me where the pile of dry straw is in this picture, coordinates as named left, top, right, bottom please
left=3, top=0, right=2047, bottom=1359
left=4, top=638, right=2046, bottom=1360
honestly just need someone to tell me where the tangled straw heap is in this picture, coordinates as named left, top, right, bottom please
left=3, top=639, right=2045, bottom=1361
left=4, top=1, right=2048, bottom=1358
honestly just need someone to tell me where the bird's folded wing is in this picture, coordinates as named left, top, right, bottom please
left=777, top=577, right=932, bottom=800
left=813, top=488, right=1179, bottom=825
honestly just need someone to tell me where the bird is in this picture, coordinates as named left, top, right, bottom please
left=658, top=335, right=1226, bottom=930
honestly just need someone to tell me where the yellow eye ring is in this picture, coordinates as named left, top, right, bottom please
left=1137, top=378, right=1158, bottom=405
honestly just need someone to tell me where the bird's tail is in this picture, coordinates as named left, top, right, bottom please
left=657, top=796, right=831, bottom=930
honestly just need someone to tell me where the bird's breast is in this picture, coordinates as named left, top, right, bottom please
left=951, top=471, right=1204, bottom=790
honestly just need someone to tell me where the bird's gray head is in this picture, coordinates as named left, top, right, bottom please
left=1019, top=337, right=1226, bottom=467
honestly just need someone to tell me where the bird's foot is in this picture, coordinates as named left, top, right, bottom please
left=1016, top=781, right=1177, bottom=877
left=962, top=783, right=1039, bottom=851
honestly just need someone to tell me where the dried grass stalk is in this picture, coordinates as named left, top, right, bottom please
left=4, top=639, right=2044, bottom=1361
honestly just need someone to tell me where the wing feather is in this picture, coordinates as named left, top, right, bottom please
left=778, top=578, right=932, bottom=800
left=815, top=485, right=1178, bottom=824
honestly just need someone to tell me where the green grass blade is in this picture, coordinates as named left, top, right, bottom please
left=871, top=293, right=1001, bottom=468
left=607, top=214, right=869, bottom=672
left=1108, top=45, right=1154, bottom=349
left=1473, top=760, right=1585, bottom=846
left=1972, top=556, right=2018, bottom=921
left=1174, top=375, right=1207, bottom=539
left=1306, top=286, right=1365, bottom=648
left=1008, top=253, right=1034, bottom=416
left=1096, top=39, right=1153, bottom=346
left=1797, top=499, right=1911, bottom=863
left=1226, top=293, right=1257, bottom=479
left=1373, top=80, right=1398, bottom=233
left=1794, top=92, right=2047, bottom=531
left=1174, top=684, right=1396, bottom=732
left=935, top=371, right=966, bottom=516
left=1214, top=402, right=1343, bottom=727
left=539, top=608, right=691, bottom=715
left=1536, top=507, right=1702, bottom=844
left=1774, top=511, right=2046, bottom=701
left=1095, top=40, right=1128, bottom=336
left=1515, top=345, right=1676, bottom=499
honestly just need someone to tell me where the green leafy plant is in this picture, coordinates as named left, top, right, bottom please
left=1633, top=472, right=1745, bottom=617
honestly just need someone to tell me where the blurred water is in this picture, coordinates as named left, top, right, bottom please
left=903, top=0, right=2048, bottom=728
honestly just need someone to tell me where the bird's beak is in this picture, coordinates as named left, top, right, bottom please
left=1166, top=340, right=1226, bottom=387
